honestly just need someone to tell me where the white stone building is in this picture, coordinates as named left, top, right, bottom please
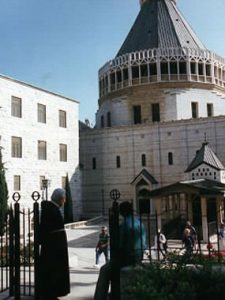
left=80, top=0, right=225, bottom=231
left=0, top=74, right=80, bottom=216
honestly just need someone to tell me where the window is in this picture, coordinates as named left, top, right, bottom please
left=132, top=66, right=139, bottom=78
left=107, top=112, right=111, bottom=127
left=141, top=154, right=146, bottom=167
left=133, top=105, right=142, bottom=124
left=92, top=157, right=96, bottom=170
left=179, top=61, right=187, bottom=74
left=60, top=144, right=67, bottom=162
left=123, top=68, right=128, bottom=80
left=168, top=152, right=173, bottom=165
left=101, top=115, right=104, bottom=128
left=38, top=141, right=47, bottom=160
left=152, top=103, right=160, bottom=122
left=116, top=156, right=121, bottom=168
left=38, top=104, right=46, bottom=123
left=170, top=62, right=178, bottom=74
left=191, top=62, right=196, bottom=74
left=110, top=73, right=115, bottom=84
left=141, top=65, right=148, bottom=77
left=116, top=71, right=122, bottom=83
left=59, top=110, right=67, bottom=128
left=62, top=176, right=66, bottom=189
left=40, top=176, right=45, bottom=190
left=161, top=62, right=168, bottom=74
left=198, top=63, right=203, bottom=76
left=206, top=64, right=211, bottom=76
left=11, top=137, right=22, bottom=158
left=149, top=63, right=157, bottom=75
left=11, top=96, right=22, bottom=118
left=191, top=102, right=198, bottom=118
left=207, top=103, right=214, bottom=117
left=14, top=175, right=21, bottom=191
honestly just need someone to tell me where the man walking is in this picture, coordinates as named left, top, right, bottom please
left=95, top=226, right=109, bottom=268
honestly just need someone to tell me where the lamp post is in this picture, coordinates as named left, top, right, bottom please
left=101, top=189, right=105, bottom=216
left=42, top=179, right=50, bottom=201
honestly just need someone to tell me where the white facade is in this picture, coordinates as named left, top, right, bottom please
left=80, top=116, right=225, bottom=217
left=96, top=87, right=225, bottom=128
left=0, top=75, right=80, bottom=217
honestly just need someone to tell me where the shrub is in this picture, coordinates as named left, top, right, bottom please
left=122, top=260, right=225, bottom=300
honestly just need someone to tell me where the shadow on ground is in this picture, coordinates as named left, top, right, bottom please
left=68, top=231, right=99, bottom=248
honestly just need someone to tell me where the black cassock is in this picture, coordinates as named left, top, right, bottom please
left=39, top=201, right=70, bottom=298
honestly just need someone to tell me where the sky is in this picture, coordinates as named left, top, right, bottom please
left=0, top=0, right=225, bottom=125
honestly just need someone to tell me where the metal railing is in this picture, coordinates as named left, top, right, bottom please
left=109, top=199, right=225, bottom=300
left=0, top=191, right=41, bottom=300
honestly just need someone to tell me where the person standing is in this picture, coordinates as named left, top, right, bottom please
left=182, top=228, right=194, bottom=257
left=94, top=201, right=146, bottom=300
left=39, top=188, right=70, bottom=300
left=157, top=229, right=168, bottom=258
left=95, top=226, right=109, bottom=268
left=218, top=223, right=225, bottom=251
left=185, top=220, right=197, bottom=247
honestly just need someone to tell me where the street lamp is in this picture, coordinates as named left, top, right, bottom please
left=101, top=189, right=105, bottom=216
left=42, top=178, right=50, bottom=201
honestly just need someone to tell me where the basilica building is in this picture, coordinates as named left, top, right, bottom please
left=80, top=0, right=225, bottom=236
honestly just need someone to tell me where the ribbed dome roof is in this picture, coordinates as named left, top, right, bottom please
left=117, top=0, right=205, bottom=57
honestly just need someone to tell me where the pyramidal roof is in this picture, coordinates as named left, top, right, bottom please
left=117, top=0, right=205, bottom=57
left=185, top=142, right=225, bottom=173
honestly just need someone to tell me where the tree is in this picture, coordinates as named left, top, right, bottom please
left=64, top=174, right=74, bottom=224
left=0, top=146, right=8, bottom=235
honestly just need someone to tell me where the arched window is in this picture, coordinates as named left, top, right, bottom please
left=107, top=112, right=111, bottom=127
left=168, top=152, right=173, bottom=165
left=101, top=115, right=104, bottom=128
left=116, top=156, right=121, bottom=168
left=92, top=157, right=96, bottom=170
left=141, top=154, right=146, bottom=167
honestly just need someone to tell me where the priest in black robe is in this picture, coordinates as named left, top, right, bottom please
left=39, top=188, right=70, bottom=300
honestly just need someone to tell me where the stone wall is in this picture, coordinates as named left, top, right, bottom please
left=96, top=84, right=225, bottom=128
left=80, top=116, right=225, bottom=217
left=0, top=75, right=80, bottom=218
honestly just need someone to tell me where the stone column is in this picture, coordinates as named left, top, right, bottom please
left=154, top=197, right=162, bottom=230
left=201, top=196, right=208, bottom=242
left=217, top=195, right=223, bottom=224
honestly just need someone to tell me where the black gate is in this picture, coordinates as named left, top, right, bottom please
left=0, top=191, right=41, bottom=300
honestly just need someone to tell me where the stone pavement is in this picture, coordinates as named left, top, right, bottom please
left=0, top=222, right=107, bottom=300
left=60, top=223, right=107, bottom=300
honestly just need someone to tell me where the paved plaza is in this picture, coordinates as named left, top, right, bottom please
left=0, top=222, right=107, bottom=300
left=60, top=224, right=107, bottom=300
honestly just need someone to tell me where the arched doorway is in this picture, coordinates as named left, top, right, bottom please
left=137, top=188, right=152, bottom=214
left=131, top=168, right=158, bottom=212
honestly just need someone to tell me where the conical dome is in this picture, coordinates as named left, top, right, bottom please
left=98, top=0, right=225, bottom=100
left=117, top=0, right=205, bottom=57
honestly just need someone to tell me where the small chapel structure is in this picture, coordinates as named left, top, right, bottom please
left=149, top=141, right=225, bottom=241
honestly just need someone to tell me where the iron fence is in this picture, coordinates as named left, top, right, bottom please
left=0, top=191, right=41, bottom=300
left=109, top=199, right=225, bottom=300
